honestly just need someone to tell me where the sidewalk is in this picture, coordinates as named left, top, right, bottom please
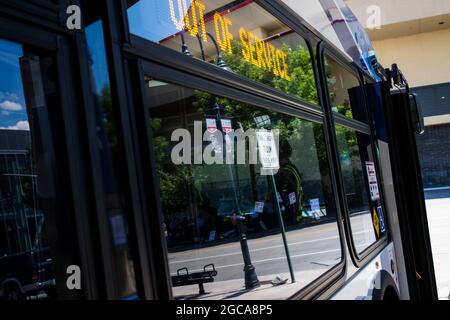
left=424, top=189, right=450, bottom=300
left=173, top=269, right=327, bottom=300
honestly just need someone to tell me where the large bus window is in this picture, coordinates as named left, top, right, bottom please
left=335, top=126, right=386, bottom=254
left=324, top=55, right=368, bottom=124
left=0, top=38, right=73, bottom=300
left=127, top=0, right=318, bottom=105
left=145, top=79, right=341, bottom=299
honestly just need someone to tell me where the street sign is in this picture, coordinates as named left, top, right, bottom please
left=378, top=206, right=386, bottom=233
left=206, top=118, right=217, bottom=133
left=221, top=119, right=233, bottom=133
left=310, top=198, right=320, bottom=212
left=256, top=130, right=279, bottom=171
left=366, top=161, right=380, bottom=201
left=372, top=207, right=380, bottom=237
left=254, top=201, right=264, bottom=213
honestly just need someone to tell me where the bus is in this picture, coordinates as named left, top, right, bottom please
left=0, top=0, right=436, bottom=300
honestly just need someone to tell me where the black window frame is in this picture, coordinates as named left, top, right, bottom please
left=318, top=43, right=389, bottom=268
left=0, top=12, right=89, bottom=299
left=129, top=57, right=348, bottom=300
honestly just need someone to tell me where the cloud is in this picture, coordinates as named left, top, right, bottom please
left=1, top=110, right=10, bottom=116
left=0, top=100, right=23, bottom=111
left=0, top=92, right=19, bottom=101
left=0, top=120, right=30, bottom=131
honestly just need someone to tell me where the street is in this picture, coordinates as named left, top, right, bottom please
left=167, top=189, right=450, bottom=300
left=169, top=213, right=375, bottom=298
left=424, top=188, right=450, bottom=300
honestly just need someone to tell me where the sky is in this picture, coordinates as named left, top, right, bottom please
left=85, top=20, right=110, bottom=93
left=0, top=21, right=109, bottom=132
left=127, top=0, right=193, bottom=42
left=0, top=38, right=29, bottom=131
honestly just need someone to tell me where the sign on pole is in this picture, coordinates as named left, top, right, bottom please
left=256, top=130, right=279, bottom=173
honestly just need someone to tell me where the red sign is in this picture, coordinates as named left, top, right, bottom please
left=206, top=118, right=217, bottom=133
left=221, top=119, right=233, bottom=133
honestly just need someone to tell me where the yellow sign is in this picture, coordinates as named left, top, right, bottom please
left=169, top=0, right=207, bottom=42
left=372, top=207, right=380, bottom=237
left=168, top=0, right=292, bottom=81
left=239, top=28, right=291, bottom=81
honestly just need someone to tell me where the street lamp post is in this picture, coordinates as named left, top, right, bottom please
left=212, top=102, right=260, bottom=290
left=183, top=30, right=259, bottom=289
left=254, top=116, right=295, bottom=283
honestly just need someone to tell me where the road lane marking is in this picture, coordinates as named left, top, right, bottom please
left=170, top=248, right=342, bottom=274
left=169, top=243, right=370, bottom=275
left=169, top=230, right=368, bottom=264
left=170, top=235, right=339, bottom=264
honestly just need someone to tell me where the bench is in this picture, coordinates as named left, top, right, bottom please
left=171, top=264, right=218, bottom=295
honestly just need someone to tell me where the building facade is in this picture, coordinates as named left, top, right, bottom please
left=346, top=0, right=450, bottom=188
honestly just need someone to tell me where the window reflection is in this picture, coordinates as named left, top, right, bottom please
left=325, top=55, right=368, bottom=123
left=0, top=38, right=62, bottom=300
left=147, top=79, right=341, bottom=299
left=335, top=126, right=385, bottom=253
left=127, top=0, right=318, bottom=104
left=85, top=20, right=137, bottom=299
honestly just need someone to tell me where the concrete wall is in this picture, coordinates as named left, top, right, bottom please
left=345, top=0, right=450, bottom=88
left=372, top=28, right=450, bottom=88
left=345, top=0, right=450, bottom=28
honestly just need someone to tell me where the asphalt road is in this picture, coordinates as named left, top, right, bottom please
left=168, top=213, right=376, bottom=283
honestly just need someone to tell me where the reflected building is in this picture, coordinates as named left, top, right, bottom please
left=0, top=129, right=39, bottom=257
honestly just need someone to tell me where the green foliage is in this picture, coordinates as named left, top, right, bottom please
left=272, top=44, right=318, bottom=105
left=152, top=40, right=324, bottom=216
left=223, top=41, right=318, bottom=105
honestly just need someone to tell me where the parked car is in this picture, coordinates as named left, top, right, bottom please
left=0, top=247, right=55, bottom=300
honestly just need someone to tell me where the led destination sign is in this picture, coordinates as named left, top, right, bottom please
left=167, top=0, right=292, bottom=81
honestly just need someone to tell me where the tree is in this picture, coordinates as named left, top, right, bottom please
left=151, top=38, right=327, bottom=230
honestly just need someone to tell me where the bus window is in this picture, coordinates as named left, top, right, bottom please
left=0, top=38, right=74, bottom=300
left=127, top=0, right=319, bottom=105
left=324, top=55, right=368, bottom=124
left=144, top=79, right=342, bottom=299
left=335, top=125, right=386, bottom=254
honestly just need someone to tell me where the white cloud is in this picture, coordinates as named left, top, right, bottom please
left=0, top=100, right=23, bottom=111
left=1, top=110, right=10, bottom=116
left=0, top=120, right=30, bottom=131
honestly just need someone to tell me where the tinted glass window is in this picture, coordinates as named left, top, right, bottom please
left=85, top=20, right=138, bottom=299
left=0, top=38, right=74, bottom=300
left=335, top=126, right=386, bottom=253
left=127, top=0, right=318, bottom=104
left=145, top=78, right=341, bottom=299
left=325, top=55, right=368, bottom=123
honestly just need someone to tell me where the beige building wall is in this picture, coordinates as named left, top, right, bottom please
left=372, top=27, right=450, bottom=88
left=345, top=0, right=450, bottom=29
left=345, top=0, right=450, bottom=88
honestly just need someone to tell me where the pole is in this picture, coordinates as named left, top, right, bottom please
left=269, top=171, right=296, bottom=283
left=213, top=102, right=259, bottom=289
